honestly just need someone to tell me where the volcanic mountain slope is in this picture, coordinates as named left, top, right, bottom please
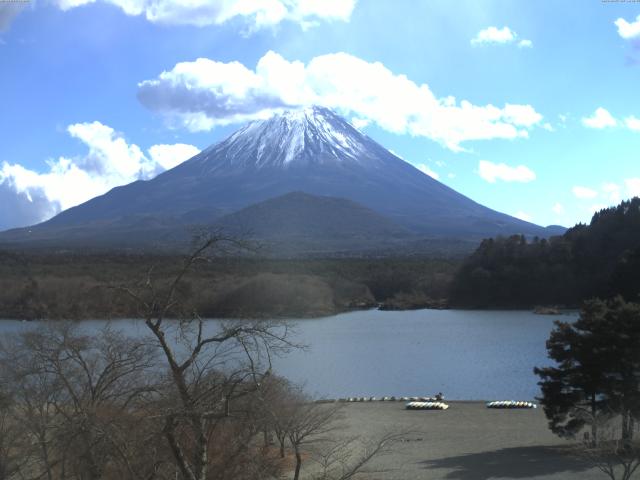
left=0, top=106, right=562, bottom=250
left=214, top=191, right=413, bottom=254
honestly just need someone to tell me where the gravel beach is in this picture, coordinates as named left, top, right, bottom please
left=318, top=401, right=606, bottom=480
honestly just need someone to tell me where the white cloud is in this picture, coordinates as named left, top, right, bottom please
left=625, top=116, right=640, bottom=132
left=138, top=51, right=544, bottom=152
left=148, top=143, right=200, bottom=170
left=580, top=110, right=640, bottom=132
left=552, top=202, right=564, bottom=215
left=602, top=182, right=621, bottom=204
left=53, top=0, right=355, bottom=29
left=66, top=121, right=153, bottom=181
left=350, top=117, right=370, bottom=130
left=625, top=178, right=640, bottom=197
left=582, top=108, right=617, bottom=129
left=478, top=160, right=536, bottom=183
left=570, top=181, right=640, bottom=211
left=501, top=104, right=543, bottom=126
left=471, top=26, right=532, bottom=48
left=0, top=122, right=199, bottom=230
left=56, top=0, right=98, bottom=10
left=572, top=186, right=599, bottom=199
left=417, top=164, right=439, bottom=180
left=0, top=177, right=58, bottom=231
left=542, top=122, right=554, bottom=131
left=615, top=15, right=640, bottom=39
left=471, top=26, right=516, bottom=45
left=514, top=211, right=532, bottom=222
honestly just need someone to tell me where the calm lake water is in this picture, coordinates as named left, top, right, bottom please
left=0, top=309, right=576, bottom=401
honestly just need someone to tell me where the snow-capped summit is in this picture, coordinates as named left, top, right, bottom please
left=194, top=105, right=381, bottom=171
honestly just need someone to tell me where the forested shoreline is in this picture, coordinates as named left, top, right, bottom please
left=0, top=251, right=456, bottom=320
left=450, top=198, right=640, bottom=309
left=2, top=198, right=639, bottom=320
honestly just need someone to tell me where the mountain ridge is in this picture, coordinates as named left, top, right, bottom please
left=0, top=106, right=564, bottom=252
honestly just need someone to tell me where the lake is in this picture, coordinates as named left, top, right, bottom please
left=0, top=309, right=575, bottom=401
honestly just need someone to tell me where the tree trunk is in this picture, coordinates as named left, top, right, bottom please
left=80, top=429, right=103, bottom=480
left=39, top=435, right=53, bottom=480
left=622, top=410, right=630, bottom=444
left=194, top=417, right=208, bottom=480
left=164, top=418, right=196, bottom=480
left=293, top=445, right=302, bottom=480
left=591, top=393, right=598, bottom=447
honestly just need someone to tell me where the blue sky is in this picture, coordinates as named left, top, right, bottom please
left=1, top=0, right=639, bottom=230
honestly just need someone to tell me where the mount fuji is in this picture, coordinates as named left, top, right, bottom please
left=0, top=106, right=562, bottom=252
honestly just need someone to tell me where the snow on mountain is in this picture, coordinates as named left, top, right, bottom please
left=193, top=106, right=379, bottom=172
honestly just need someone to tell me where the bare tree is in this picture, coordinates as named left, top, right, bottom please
left=0, top=323, right=161, bottom=480
left=256, top=375, right=297, bottom=458
left=0, top=232, right=405, bottom=480
left=0, top=343, right=62, bottom=480
left=575, top=420, right=640, bottom=480
left=309, top=431, right=407, bottom=480
left=0, top=388, right=33, bottom=480
left=288, top=401, right=344, bottom=480
left=116, top=233, right=295, bottom=480
left=263, top=384, right=405, bottom=480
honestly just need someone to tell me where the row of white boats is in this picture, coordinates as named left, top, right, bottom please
left=405, top=401, right=450, bottom=410
left=321, top=397, right=537, bottom=410
left=404, top=400, right=537, bottom=411
left=333, top=396, right=441, bottom=403
left=486, top=401, right=537, bottom=409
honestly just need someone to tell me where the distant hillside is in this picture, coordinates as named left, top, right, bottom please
left=214, top=191, right=412, bottom=254
left=0, top=191, right=480, bottom=257
left=450, top=198, right=640, bottom=308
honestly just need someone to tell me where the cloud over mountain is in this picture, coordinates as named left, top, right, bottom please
left=0, top=122, right=199, bottom=230
left=0, top=178, right=57, bottom=231
left=148, top=143, right=201, bottom=170
left=138, top=50, right=544, bottom=152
